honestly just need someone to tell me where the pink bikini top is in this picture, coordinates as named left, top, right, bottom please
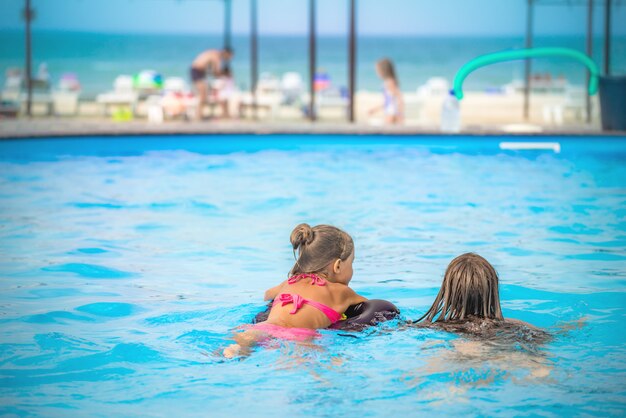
left=272, top=273, right=343, bottom=324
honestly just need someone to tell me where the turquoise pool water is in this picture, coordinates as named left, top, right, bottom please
left=0, top=135, right=625, bottom=417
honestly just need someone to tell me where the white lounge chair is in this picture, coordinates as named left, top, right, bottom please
left=542, top=84, right=587, bottom=125
left=280, top=72, right=304, bottom=105
left=317, top=87, right=349, bottom=117
left=3, top=67, right=54, bottom=116
left=416, top=77, right=450, bottom=98
left=403, top=91, right=426, bottom=124
left=1, top=68, right=22, bottom=102
left=52, top=73, right=81, bottom=116
left=20, top=82, right=54, bottom=116
left=163, top=77, right=187, bottom=93
left=239, top=73, right=282, bottom=119
left=96, top=75, right=138, bottom=116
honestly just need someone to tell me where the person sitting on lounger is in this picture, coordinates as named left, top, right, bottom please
left=190, top=47, right=234, bottom=119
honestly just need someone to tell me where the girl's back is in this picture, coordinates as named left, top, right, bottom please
left=223, top=223, right=366, bottom=358
left=266, top=277, right=354, bottom=329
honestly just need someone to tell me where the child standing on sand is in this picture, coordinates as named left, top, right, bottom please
left=369, top=58, right=404, bottom=125
left=223, top=223, right=367, bottom=358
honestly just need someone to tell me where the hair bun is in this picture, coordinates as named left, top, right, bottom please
left=290, top=223, right=315, bottom=250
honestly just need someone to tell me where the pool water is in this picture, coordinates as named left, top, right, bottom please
left=0, top=135, right=625, bottom=417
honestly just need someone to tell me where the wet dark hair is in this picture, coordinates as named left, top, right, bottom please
left=289, top=223, right=353, bottom=277
left=418, top=253, right=503, bottom=323
left=376, top=58, right=398, bottom=85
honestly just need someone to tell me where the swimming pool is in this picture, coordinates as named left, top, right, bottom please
left=1, top=134, right=625, bottom=416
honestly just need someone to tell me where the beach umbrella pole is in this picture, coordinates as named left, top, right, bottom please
left=523, top=0, right=534, bottom=120
left=603, top=0, right=611, bottom=75
left=250, top=0, right=258, bottom=119
left=24, top=0, right=33, bottom=117
left=224, top=0, right=232, bottom=49
left=309, top=0, right=317, bottom=122
left=348, top=0, right=356, bottom=123
left=586, top=0, right=594, bottom=123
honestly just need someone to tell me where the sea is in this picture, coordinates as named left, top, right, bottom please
left=1, top=30, right=625, bottom=96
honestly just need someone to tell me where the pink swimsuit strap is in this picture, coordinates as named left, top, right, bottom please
left=273, top=293, right=342, bottom=324
left=287, top=273, right=327, bottom=286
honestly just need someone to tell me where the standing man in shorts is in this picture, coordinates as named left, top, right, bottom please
left=190, top=47, right=234, bottom=119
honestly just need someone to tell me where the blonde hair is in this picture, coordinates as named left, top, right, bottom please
left=289, top=223, right=354, bottom=276
left=418, top=253, right=503, bottom=323
left=376, top=58, right=398, bottom=84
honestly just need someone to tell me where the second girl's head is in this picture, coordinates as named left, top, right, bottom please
left=419, top=253, right=503, bottom=323
left=289, top=223, right=354, bottom=284
left=375, top=58, right=398, bottom=83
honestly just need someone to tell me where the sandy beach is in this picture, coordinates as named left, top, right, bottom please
left=5, top=89, right=600, bottom=135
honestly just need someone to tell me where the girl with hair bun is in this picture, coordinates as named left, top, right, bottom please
left=223, top=223, right=367, bottom=358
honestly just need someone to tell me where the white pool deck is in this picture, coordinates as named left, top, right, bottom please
left=0, top=118, right=621, bottom=140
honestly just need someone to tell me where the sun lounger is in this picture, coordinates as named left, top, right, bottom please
left=281, top=72, right=304, bottom=105
left=239, top=73, right=282, bottom=119
left=2, top=68, right=54, bottom=116
left=542, top=84, right=588, bottom=125
left=51, top=73, right=81, bottom=116
left=504, top=76, right=569, bottom=95
left=96, top=75, right=138, bottom=116
left=318, top=87, right=349, bottom=116
left=0, top=100, right=19, bottom=118
left=19, top=79, right=53, bottom=116
left=417, top=77, right=450, bottom=98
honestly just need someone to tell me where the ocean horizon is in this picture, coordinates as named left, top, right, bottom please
left=2, top=30, right=625, bottom=95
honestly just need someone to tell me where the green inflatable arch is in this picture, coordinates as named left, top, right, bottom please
left=452, top=47, right=599, bottom=100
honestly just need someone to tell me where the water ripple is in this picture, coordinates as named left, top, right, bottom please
left=42, top=263, right=134, bottom=279
left=75, top=302, right=141, bottom=318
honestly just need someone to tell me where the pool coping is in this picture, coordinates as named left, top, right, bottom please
left=1, top=118, right=625, bottom=139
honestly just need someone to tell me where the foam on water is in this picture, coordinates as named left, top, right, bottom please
left=0, top=135, right=625, bottom=416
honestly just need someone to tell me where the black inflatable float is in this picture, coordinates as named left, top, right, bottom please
left=253, top=299, right=399, bottom=331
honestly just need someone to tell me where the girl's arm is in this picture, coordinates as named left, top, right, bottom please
left=339, top=286, right=368, bottom=309
left=264, top=281, right=285, bottom=301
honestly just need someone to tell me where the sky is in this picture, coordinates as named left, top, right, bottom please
left=0, top=0, right=625, bottom=36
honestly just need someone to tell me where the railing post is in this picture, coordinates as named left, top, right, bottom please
left=24, top=0, right=34, bottom=117
left=523, top=0, right=534, bottom=120
left=250, top=0, right=258, bottom=119
left=348, top=0, right=356, bottom=123
left=603, top=0, right=611, bottom=75
left=309, top=0, right=317, bottom=122
left=586, top=0, right=593, bottom=123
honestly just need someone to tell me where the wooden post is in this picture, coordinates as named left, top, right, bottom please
left=24, top=0, right=33, bottom=117
left=348, top=0, right=356, bottom=123
left=603, top=0, right=611, bottom=75
left=523, top=0, right=533, bottom=120
left=309, top=0, right=317, bottom=121
left=250, top=0, right=258, bottom=119
left=224, top=0, right=232, bottom=50
left=586, top=0, right=593, bottom=123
